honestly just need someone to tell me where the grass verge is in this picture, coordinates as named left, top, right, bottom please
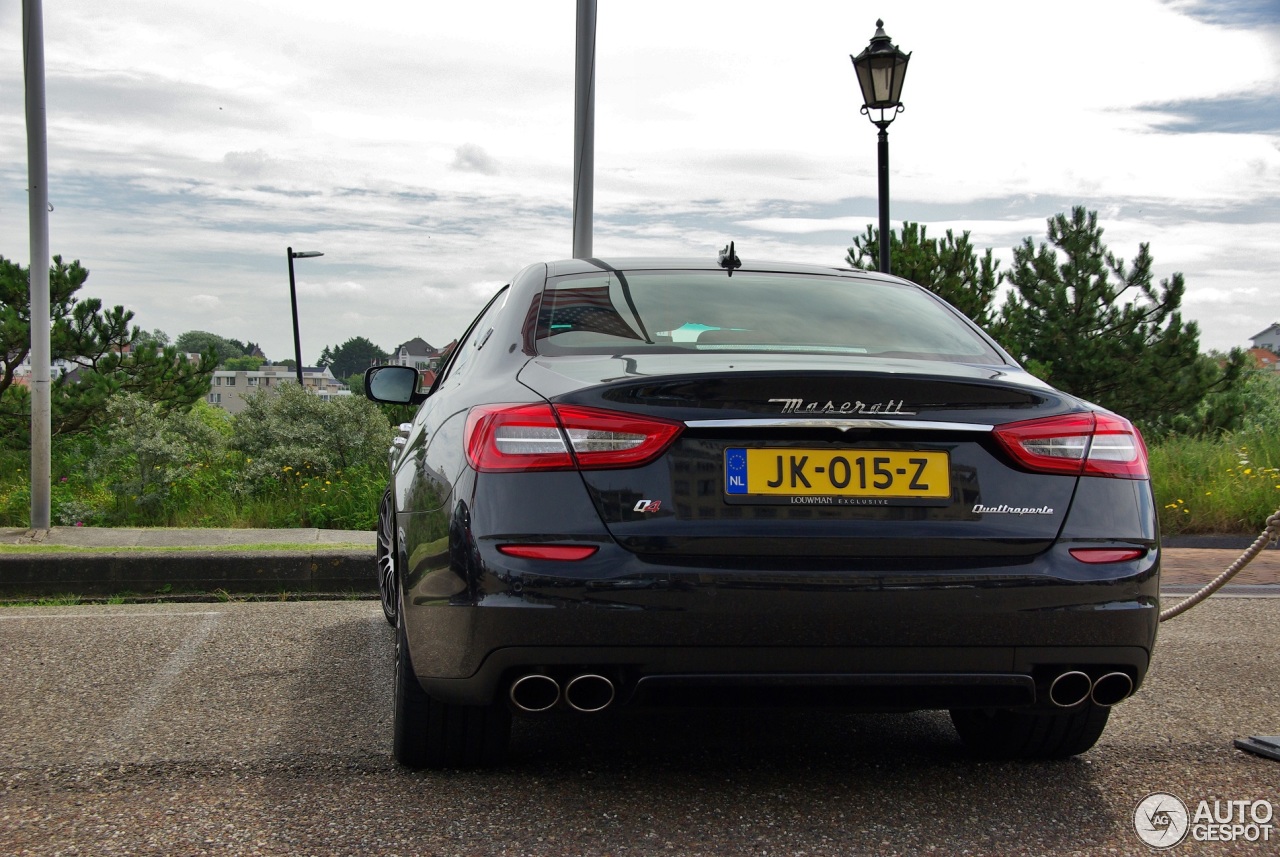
left=0, top=542, right=371, bottom=555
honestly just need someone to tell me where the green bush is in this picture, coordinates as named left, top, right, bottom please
left=1145, top=372, right=1280, bottom=535
left=226, top=385, right=391, bottom=529
left=1160, top=369, right=1280, bottom=437
left=92, top=393, right=230, bottom=522
left=1149, top=424, right=1280, bottom=536
left=231, top=384, right=392, bottom=488
left=0, top=474, right=29, bottom=525
left=0, top=387, right=390, bottom=529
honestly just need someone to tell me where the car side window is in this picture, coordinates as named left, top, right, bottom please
left=434, top=287, right=509, bottom=391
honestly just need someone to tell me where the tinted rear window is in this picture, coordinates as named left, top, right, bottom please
left=535, top=271, right=1003, bottom=363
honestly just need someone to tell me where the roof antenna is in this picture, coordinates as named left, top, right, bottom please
left=718, top=241, right=742, bottom=277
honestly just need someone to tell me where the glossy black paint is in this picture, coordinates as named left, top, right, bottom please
left=375, top=257, right=1160, bottom=719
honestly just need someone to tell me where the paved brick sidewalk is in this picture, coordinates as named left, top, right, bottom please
left=1160, top=547, right=1280, bottom=586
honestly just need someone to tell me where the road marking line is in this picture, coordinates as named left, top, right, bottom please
left=366, top=613, right=394, bottom=710
left=91, top=611, right=223, bottom=762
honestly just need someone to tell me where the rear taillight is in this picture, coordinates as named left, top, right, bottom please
left=465, top=404, right=575, bottom=471
left=554, top=405, right=684, bottom=469
left=993, top=412, right=1149, bottom=479
left=465, top=403, right=683, bottom=472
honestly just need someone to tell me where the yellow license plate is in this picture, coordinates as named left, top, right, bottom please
left=725, top=448, right=950, bottom=499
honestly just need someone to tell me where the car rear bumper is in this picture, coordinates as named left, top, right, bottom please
left=404, top=544, right=1160, bottom=709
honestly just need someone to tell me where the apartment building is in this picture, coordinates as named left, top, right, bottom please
left=206, top=364, right=350, bottom=414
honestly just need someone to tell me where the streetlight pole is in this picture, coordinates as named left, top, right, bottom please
left=572, top=0, right=597, bottom=259
left=286, top=247, right=323, bottom=388
left=851, top=19, right=911, bottom=276
left=24, top=0, right=52, bottom=530
left=876, top=123, right=890, bottom=275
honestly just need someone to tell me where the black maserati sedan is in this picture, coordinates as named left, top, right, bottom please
left=365, top=253, right=1159, bottom=768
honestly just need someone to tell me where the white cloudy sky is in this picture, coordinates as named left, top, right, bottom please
left=1, top=0, right=1278, bottom=362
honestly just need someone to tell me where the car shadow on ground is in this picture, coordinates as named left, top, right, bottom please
left=266, top=614, right=1129, bottom=853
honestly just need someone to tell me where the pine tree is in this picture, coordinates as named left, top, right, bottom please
left=173, top=330, right=245, bottom=364
left=0, top=254, right=216, bottom=445
left=847, top=222, right=1000, bottom=325
left=316, top=345, right=335, bottom=371
left=321, top=337, right=389, bottom=381
left=994, top=207, right=1246, bottom=428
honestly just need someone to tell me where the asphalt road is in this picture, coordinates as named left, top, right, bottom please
left=2, top=598, right=1278, bottom=856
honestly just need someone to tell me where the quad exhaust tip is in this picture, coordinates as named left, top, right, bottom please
left=509, top=673, right=616, bottom=713
left=509, top=674, right=560, bottom=713
left=1048, top=671, right=1093, bottom=708
left=1047, top=670, right=1134, bottom=708
left=564, top=674, right=615, bottom=713
left=1090, top=671, right=1134, bottom=707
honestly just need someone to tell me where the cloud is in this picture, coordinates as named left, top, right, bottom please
left=1165, top=0, right=1280, bottom=28
left=0, top=0, right=1276, bottom=363
left=1183, top=283, right=1261, bottom=305
left=223, top=149, right=273, bottom=178
left=297, top=280, right=368, bottom=298
left=450, top=143, right=500, bottom=175
left=1135, top=95, right=1280, bottom=135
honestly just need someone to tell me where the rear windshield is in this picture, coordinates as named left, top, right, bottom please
left=534, top=270, right=1004, bottom=363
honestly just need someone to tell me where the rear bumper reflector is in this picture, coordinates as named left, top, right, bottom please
left=1069, top=548, right=1145, bottom=564
left=497, top=544, right=600, bottom=561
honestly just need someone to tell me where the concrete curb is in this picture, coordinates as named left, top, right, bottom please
left=2, top=526, right=1277, bottom=600
left=0, top=549, right=376, bottom=597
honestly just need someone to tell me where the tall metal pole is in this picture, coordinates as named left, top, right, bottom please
left=287, top=248, right=304, bottom=387
left=24, top=0, right=51, bottom=530
left=572, top=0, right=596, bottom=259
left=877, top=127, right=891, bottom=275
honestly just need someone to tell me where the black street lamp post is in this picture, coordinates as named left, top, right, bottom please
left=286, top=247, right=324, bottom=388
left=851, top=19, right=911, bottom=275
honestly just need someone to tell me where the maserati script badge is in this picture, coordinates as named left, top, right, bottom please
left=769, top=398, right=917, bottom=416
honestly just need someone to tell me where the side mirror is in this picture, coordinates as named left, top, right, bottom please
left=364, top=365, right=425, bottom=404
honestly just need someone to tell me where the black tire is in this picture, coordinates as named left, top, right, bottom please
left=376, top=488, right=397, bottom=627
left=393, top=598, right=510, bottom=769
left=950, top=704, right=1111, bottom=760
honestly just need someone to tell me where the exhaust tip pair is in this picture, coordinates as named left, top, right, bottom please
left=509, top=673, right=615, bottom=713
left=1048, top=670, right=1134, bottom=708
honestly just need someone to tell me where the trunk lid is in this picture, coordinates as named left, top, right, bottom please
left=518, top=354, right=1084, bottom=564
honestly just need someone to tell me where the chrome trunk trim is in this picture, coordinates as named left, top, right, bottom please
left=683, top=418, right=993, bottom=432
